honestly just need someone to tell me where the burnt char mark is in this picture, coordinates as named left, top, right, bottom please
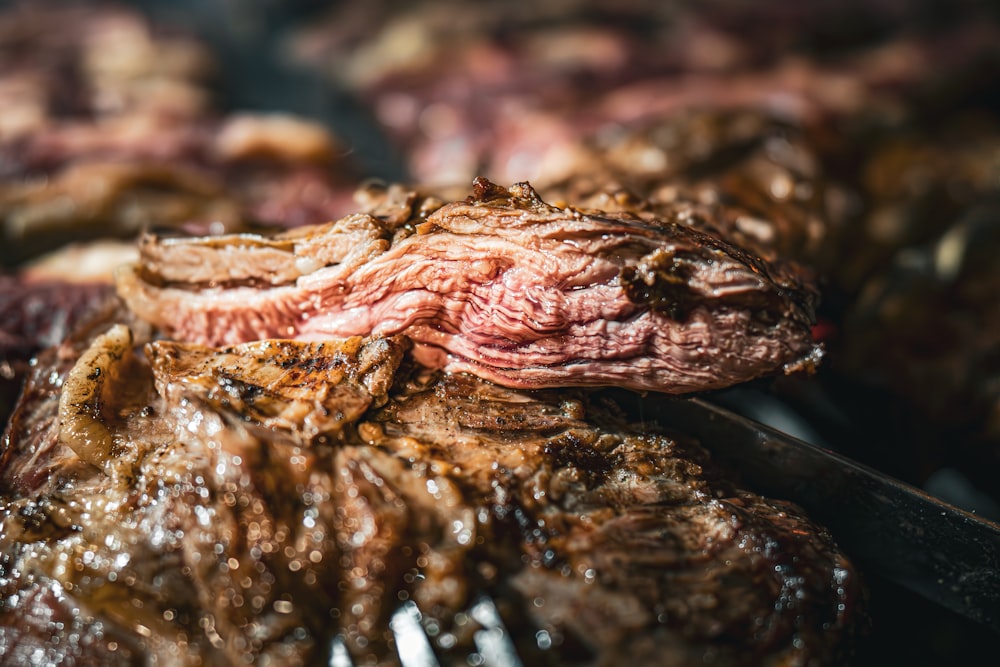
left=467, top=177, right=557, bottom=214
left=215, top=372, right=266, bottom=409
left=620, top=255, right=788, bottom=323
left=470, top=176, right=514, bottom=203
left=620, top=249, right=704, bottom=321
left=275, top=350, right=339, bottom=373
left=544, top=430, right=615, bottom=482
left=269, top=344, right=355, bottom=380
left=617, top=226, right=816, bottom=324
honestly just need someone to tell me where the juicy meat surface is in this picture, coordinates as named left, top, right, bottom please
left=0, top=241, right=137, bottom=424
left=118, top=179, right=821, bottom=394
left=0, top=312, right=864, bottom=666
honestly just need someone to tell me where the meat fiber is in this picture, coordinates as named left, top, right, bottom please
left=0, top=308, right=865, bottom=666
left=117, top=178, right=821, bottom=394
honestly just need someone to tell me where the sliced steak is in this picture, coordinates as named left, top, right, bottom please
left=118, top=178, right=821, bottom=394
left=0, top=318, right=865, bottom=665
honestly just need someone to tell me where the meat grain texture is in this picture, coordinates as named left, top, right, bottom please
left=118, top=179, right=822, bottom=395
left=0, top=304, right=864, bottom=666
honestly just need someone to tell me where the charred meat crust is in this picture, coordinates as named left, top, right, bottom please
left=0, top=318, right=864, bottom=666
left=147, top=335, right=409, bottom=443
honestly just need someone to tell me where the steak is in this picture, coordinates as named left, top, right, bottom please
left=117, top=178, right=821, bottom=394
left=0, top=309, right=864, bottom=666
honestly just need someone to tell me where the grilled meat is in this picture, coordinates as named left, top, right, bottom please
left=117, top=178, right=821, bottom=394
left=0, top=308, right=864, bottom=665
left=0, top=241, right=137, bottom=425
left=0, top=2, right=214, bottom=132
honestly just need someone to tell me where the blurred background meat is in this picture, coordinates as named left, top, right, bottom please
left=284, top=0, right=1000, bottom=187
left=0, top=1, right=363, bottom=267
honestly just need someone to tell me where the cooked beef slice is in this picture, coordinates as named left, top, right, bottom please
left=118, top=179, right=820, bottom=394
left=0, top=317, right=864, bottom=666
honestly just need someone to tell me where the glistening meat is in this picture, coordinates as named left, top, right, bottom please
left=0, top=308, right=864, bottom=665
left=118, top=178, right=821, bottom=394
